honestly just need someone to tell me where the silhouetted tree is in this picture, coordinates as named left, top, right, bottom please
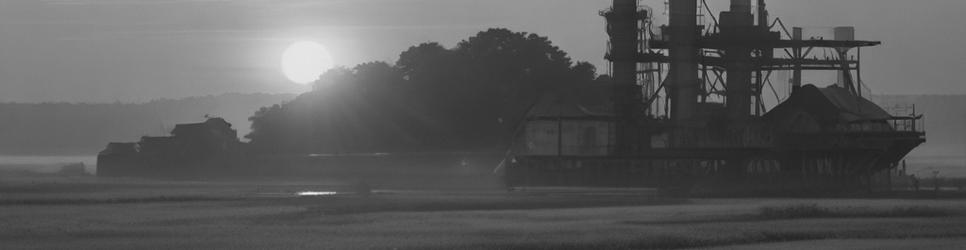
left=247, top=28, right=598, bottom=153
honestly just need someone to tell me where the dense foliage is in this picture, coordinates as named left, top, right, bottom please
left=246, top=28, right=599, bottom=154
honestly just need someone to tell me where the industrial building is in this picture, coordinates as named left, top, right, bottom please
left=506, top=0, right=925, bottom=195
left=97, top=118, right=243, bottom=177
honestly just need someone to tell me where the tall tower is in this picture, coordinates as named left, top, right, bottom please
left=720, top=0, right=755, bottom=127
left=603, top=0, right=646, bottom=155
left=667, top=0, right=699, bottom=147
left=607, top=0, right=639, bottom=88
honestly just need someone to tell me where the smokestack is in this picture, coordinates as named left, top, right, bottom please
left=605, top=0, right=644, bottom=155
left=614, top=0, right=636, bottom=10
left=721, top=0, right=755, bottom=126
left=610, top=0, right=639, bottom=88
left=667, top=0, right=699, bottom=128
left=730, top=0, right=751, bottom=13
left=757, top=0, right=768, bottom=27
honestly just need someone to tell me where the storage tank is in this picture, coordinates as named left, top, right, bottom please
left=834, top=26, right=855, bottom=87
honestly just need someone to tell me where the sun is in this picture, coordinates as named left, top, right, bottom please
left=281, top=41, right=334, bottom=85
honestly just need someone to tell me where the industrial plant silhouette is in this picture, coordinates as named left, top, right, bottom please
left=98, top=0, right=925, bottom=196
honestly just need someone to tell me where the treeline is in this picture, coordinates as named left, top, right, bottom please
left=0, top=93, right=294, bottom=155
left=246, top=28, right=601, bottom=154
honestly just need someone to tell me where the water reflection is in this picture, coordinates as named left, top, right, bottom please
left=296, top=191, right=338, bottom=197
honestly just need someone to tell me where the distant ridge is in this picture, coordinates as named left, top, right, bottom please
left=0, top=93, right=295, bottom=155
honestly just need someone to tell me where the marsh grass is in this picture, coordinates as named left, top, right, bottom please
left=399, top=230, right=964, bottom=250
left=3, top=198, right=965, bottom=249
left=257, top=194, right=686, bottom=223
left=758, top=204, right=957, bottom=219
left=1, top=175, right=965, bottom=249
left=0, top=195, right=236, bottom=206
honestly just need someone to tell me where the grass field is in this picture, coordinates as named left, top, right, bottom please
left=1, top=174, right=965, bottom=249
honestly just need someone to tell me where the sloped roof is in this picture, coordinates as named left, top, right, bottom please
left=527, top=99, right=614, bottom=119
left=138, top=136, right=177, bottom=153
left=525, top=85, right=616, bottom=119
left=171, top=118, right=234, bottom=137
left=765, top=84, right=893, bottom=124
left=99, top=142, right=138, bottom=155
left=140, top=136, right=175, bottom=144
left=818, top=85, right=893, bottom=121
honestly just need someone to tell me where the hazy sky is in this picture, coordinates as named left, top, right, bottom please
left=1, top=0, right=964, bottom=103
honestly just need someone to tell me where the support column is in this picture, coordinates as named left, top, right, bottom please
left=792, top=27, right=803, bottom=91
